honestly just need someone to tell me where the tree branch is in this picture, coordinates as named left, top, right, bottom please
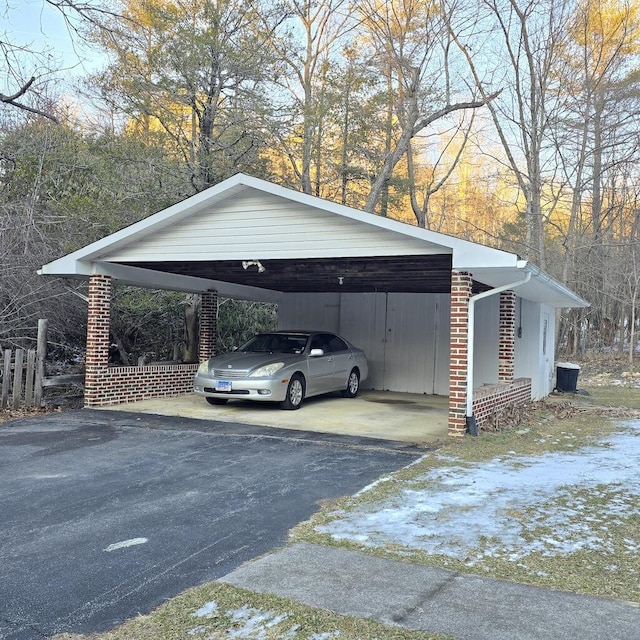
left=0, top=78, right=60, bottom=123
left=411, top=90, right=502, bottom=137
left=365, top=90, right=501, bottom=213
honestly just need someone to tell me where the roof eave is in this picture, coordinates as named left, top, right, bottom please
left=465, top=261, right=589, bottom=308
left=39, top=261, right=282, bottom=302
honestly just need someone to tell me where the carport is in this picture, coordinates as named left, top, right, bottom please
left=39, top=173, right=588, bottom=438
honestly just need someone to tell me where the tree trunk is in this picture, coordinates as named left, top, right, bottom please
left=183, top=295, right=199, bottom=363
left=112, top=334, right=130, bottom=366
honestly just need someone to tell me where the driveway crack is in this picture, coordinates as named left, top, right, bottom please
left=389, top=571, right=461, bottom=625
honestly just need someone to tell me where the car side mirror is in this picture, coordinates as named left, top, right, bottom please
left=309, top=348, right=324, bottom=357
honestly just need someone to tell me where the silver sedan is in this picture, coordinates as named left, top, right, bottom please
left=194, top=330, right=368, bottom=410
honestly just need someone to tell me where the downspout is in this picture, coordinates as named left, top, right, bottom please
left=465, top=269, right=532, bottom=435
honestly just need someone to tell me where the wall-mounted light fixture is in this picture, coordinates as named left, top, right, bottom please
left=242, top=260, right=265, bottom=273
left=338, top=276, right=344, bottom=285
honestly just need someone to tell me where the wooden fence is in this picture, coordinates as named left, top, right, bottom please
left=1, top=348, right=40, bottom=409
left=0, top=320, right=84, bottom=410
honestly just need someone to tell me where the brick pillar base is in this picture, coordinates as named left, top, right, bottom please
left=448, top=271, right=473, bottom=437
left=85, top=274, right=111, bottom=407
left=199, top=290, right=218, bottom=362
left=498, top=291, right=516, bottom=383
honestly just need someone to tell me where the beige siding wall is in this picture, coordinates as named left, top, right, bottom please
left=103, top=193, right=443, bottom=262
left=278, top=291, right=450, bottom=396
left=277, top=293, right=341, bottom=332
left=473, top=296, right=500, bottom=386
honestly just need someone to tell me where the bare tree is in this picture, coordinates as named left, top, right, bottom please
left=261, top=0, right=356, bottom=195
left=406, top=109, right=477, bottom=228
left=0, top=34, right=60, bottom=123
left=0, top=0, right=123, bottom=122
left=350, top=0, right=497, bottom=215
left=552, top=0, right=640, bottom=345
left=448, top=0, right=572, bottom=269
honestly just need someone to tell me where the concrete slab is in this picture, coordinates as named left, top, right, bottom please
left=221, top=542, right=640, bottom=640
left=98, top=390, right=449, bottom=445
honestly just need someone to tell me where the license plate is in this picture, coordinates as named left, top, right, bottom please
left=215, top=380, right=232, bottom=392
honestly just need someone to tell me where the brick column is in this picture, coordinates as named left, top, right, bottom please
left=85, top=274, right=112, bottom=407
left=498, top=291, right=516, bottom=383
left=199, top=290, right=218, bottom=362
left=448, top=271, right=473, bottom=437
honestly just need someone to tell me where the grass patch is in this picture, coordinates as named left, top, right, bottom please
left=52, top=582, right=452, bottom=640
left=290, top=386, right=640, bottom=603
left=577, top=385, right=640, bottom=410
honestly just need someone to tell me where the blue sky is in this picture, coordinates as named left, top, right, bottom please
left=5, top=0, right=99, bottom=73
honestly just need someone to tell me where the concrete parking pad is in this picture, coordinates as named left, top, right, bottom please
left=100, top=390, right=449, bottom=444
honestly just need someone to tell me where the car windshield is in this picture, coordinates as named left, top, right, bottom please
left=238, top=333, right=309, bottom=355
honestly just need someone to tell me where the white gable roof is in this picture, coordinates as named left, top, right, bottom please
left=39, top=173, right=587, bottom=307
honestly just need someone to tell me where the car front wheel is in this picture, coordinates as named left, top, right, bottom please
left=280, top=374, right=305, bottom=410
left=341, top=368, right=360, bottom=398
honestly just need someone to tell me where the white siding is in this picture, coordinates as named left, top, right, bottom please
left=432, top=296, right=451, bottom=396
left=274, top=292, right=557, bottom=400
left=103, top=192, right=445, bottom=262
left=472, top=296, right=553, bottom=399
left=278, top=291, right=450, bottom=395
left=513, top=299, right=555, bottom=399
left=473, top=296, right=499, bottom=387
left=277, top=293, right=340, bottom=332
left=385, top=294, right=437, bottom=394
left=540, top=307, right=556, bottom=397
left=338, top=293, right=387, bottom=390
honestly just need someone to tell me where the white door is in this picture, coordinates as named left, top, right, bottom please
left=540, top=311, right=553, bottom=397
left=338, top=292, right=447, bottom=394
left=338, top=293, right=387, bottom=389
left=384, top=293, right=439, bottom=394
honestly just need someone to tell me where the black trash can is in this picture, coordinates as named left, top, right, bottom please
left=556, top=362, right=580, bottom=393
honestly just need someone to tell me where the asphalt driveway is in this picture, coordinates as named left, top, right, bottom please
left=0, top=409, right=424, bottom=639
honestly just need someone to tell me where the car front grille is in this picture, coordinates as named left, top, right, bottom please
left=211, top=369, right=249, bottom=379
left=204, top=387, right=250, bottom=395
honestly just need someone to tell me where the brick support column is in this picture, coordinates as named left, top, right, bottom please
left=85, top=274, right=112, bottom=407
left=199, top=290, right=218, bottom=362
left=448, top=271, right=473, bottom=437
left=498, top=291, right=516, bottom=383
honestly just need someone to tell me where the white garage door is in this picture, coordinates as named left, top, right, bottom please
left=338, top=292, right=450, bottom=395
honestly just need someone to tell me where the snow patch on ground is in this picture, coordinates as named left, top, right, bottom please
left=189, top=601, right=341, bottom=639
left=318, top=422, right=640, bottom=565
left=192, top=601, right=219, bottom=618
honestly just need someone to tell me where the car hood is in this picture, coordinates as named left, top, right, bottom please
left=207, top=351, right=301, bottom=372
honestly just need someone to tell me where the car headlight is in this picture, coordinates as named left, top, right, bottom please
left=197, top=361, right=210, bottom=374
left=249, top=362, right=285, bottom=377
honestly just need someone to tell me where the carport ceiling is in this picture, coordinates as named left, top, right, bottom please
left=118, top=254, right=490, bottom=294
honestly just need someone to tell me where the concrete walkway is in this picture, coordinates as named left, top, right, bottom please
left=99, top=390, right=449, bottom=444
left=221, top=542, right=640, bottom=640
